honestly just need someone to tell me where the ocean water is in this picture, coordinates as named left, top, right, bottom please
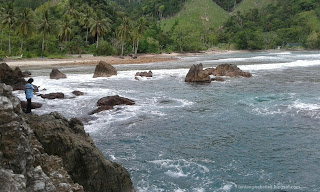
left=14, top=51, right=320, bottom=191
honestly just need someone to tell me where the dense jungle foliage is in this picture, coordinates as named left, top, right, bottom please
left=0, top=0, right=320, bottom=58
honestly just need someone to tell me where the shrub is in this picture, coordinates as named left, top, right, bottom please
left=93, top=41, right=115, bottom=56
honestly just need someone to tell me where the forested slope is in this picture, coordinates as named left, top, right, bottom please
left=1, top=0, right=320, bottom=58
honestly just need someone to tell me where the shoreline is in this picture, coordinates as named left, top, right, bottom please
left=4, top=50, right=246, bottom=69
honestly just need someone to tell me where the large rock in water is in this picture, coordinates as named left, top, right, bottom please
left=50, top=68, right=67, bottom=79
left=93, top=61, right=117, bottom=78
left=90, top=95, right=135, bottom=115
left=207, top=64, right=252, bottom=77
left=28, top=112, right=135, bottom=192
left=40, top=92, right=65, bottom=99
left=0, top=83, right=135, bottom=192
left=0, top=63, right=26, bottom=90
left=0, top=83, right=83, bottom=192
left=135, top=71, right=153, bottom=77
left=185, top=63, right=211, bottom=83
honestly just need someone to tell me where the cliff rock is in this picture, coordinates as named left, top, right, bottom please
left=28, top=113, right=134, bottom=192
left=0, top=83, right=135, bottom=192
left=0, top=83, right=83, bottom=192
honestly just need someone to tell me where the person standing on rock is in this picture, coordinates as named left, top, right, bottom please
left=24, top=78, right=34, bottom=113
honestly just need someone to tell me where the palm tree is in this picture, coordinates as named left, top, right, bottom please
left=0, top=6, right=4, bottom=51
left=58, top=15, right=73, bottom=42
left=39, top=9, right=52, bottom=56
left=17, top=8, right=35, bottom=54
left=133, top=17, right=146, bottom=55
left=80, top=5, right=93, bottom=44
left=117, top=17, right=131, bottom=57
left=2, top=3, right=17, bottom=55
left=65, top=0, right=79, bottom=19
left=89, top=12, right=111, bottom=48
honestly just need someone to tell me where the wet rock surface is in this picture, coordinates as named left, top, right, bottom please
left=39, top=92, right=65, bottom=99
left=135, top=71, right=153, bottom=77
left=72, top=91, right=84, bottom=96
left=90, top=95, right=135, bottom=115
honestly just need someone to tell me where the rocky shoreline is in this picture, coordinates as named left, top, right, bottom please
left=0, top=83, right=135, bottom=192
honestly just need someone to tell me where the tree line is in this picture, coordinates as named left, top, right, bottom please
left=0, top=0, right=149, bottom=58
left=1, top=0, right=320, bottom=58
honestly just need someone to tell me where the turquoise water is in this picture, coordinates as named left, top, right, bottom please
left=16, top=51, right=320, bottom=191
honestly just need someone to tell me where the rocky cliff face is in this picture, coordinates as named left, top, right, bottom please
left=0, top=83, right=135, bottom=192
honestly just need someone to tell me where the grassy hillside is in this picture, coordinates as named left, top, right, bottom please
left=234, top=0, right=274, bottom=13
left=161, top=0, right=230, bottom=32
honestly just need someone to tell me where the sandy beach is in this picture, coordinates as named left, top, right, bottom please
left=3, top=50, right=244, bottom=69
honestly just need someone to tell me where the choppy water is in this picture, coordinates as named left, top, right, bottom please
left=15, top=51, right=320, bottom=191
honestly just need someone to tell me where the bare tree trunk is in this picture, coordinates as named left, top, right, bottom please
left=1, top=30, right=3, bottom=51
left=8, top=25, right=11, bottom=55
left=86, top=26, right=89, bottom=44
left=42, top=35, right=45, bottom=56
left=135, top=38, right=139, bottom=55
left=121, top=42, right=124, bottom=57
left=96, top=35, right=99, bottom=48
left=20, top=36, right=24, bottom=55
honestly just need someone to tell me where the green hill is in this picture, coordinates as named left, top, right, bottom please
left=161, top=0, right=230, bottom=32
left=234, top=0, right=274, bottom=13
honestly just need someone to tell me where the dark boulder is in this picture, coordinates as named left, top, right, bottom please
left=89, top=105, right=114, bottom=115
left=0, top=63, right=39, bottom=91
left=97, top=95, right=135, bottom=107
left=90, top=95, right=135, bottom=115
left=0, top=63, right=26, bottom=90
left=72, top=91, right=84, bottom=96
left=50, top=68, right=67, bottom=79
left=20, top=101, right=43, bottom=109
left=93, top=61, right=117, bottom=78
left=135, top=71, right=153, bottom=77
left=185, top=63, right=211, bottom=83
left=40, top=92, right=65, bottom=99
left=212, top=64, right=252, bottom=77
